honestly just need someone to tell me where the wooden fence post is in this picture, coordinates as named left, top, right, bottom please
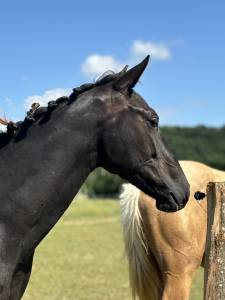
left=204, top=182, right=225, bottom=300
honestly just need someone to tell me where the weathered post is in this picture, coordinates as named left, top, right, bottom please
left=204, top=182, right=225, bottom=300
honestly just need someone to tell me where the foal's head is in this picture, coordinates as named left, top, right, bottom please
left=81, top=56, right=189, bottom=212
left=0, top=56, right=189, bottom=212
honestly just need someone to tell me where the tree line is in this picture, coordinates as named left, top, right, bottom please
left=82, top=125, right=225, bottom=197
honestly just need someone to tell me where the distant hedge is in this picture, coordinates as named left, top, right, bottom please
left=161, top=125, right=225, bottom=170
left=81, top=168, right=124, bottom=197
left=82, top=126, right=225, bottom=197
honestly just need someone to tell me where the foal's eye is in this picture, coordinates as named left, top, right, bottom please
left=147, top=117, right=159, bottom=128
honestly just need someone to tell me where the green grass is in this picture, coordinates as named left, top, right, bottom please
left=23, top=195, right=204, bottom=300
left=191, top=269, right=204, bottom=300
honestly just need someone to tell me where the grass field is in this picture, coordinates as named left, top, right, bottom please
left=23, top=195, right=204, bottom=300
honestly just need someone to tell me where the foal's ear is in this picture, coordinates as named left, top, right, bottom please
left=118, top=65, right=129, bottom=75
left=113, top=55, right=150, bottom=94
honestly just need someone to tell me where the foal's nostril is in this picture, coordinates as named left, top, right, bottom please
left=169, top=192, right=181, bottom=209
left=152, top=153, right=157, bottom=159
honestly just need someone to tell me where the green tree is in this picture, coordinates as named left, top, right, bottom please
left=81, top=168, right=124, bottom=197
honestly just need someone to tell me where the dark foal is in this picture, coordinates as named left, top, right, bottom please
left=0, top=56, right=189, bottom=299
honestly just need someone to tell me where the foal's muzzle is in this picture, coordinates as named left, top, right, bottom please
left=156, top=189, right=189, bottom=213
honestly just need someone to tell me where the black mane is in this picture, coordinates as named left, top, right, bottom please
left=0, top=71, right=118, bottom=149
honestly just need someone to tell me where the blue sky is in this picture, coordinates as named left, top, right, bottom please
left=0, top=0, right=224, bottom=126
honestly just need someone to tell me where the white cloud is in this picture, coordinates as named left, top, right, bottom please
left=0, top=124, right=7, bottom=132
left=81, top=54, right=124, bottom=79
left=81, top=39, right=175, bottom=79
left=24, top=88, right=71, bottom=110
left=131, top=40, right=171, bottom=60
left=0, top=107, right=7, bottom=132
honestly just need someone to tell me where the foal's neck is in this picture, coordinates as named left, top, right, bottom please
left=0, top=100, right=99, bottom=251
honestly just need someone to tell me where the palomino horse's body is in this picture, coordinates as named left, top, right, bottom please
left=121, top=161, right=225, bottom=300
left=0, top=57, right=190, bottom=300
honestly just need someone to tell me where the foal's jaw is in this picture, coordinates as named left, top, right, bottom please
left=123, top=160, right=190, bottom=213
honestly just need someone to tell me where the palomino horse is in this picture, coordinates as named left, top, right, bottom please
left=0, top=57, right=190, bottom=300
left=120, top=160, right=225, bottom=300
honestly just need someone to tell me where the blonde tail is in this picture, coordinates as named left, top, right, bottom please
left=120, top=184, right=160, bottom=300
